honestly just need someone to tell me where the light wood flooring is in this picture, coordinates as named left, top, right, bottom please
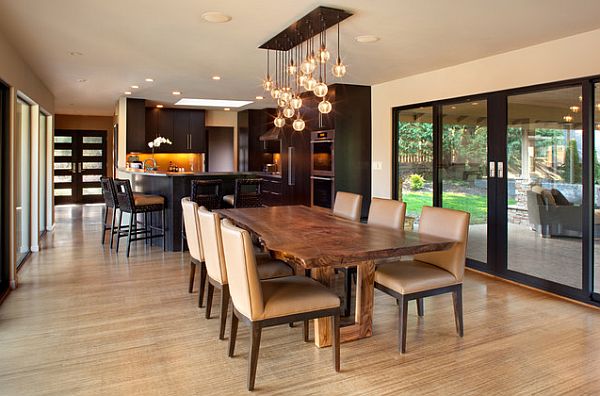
left=1, top=205, right=600, bottom=395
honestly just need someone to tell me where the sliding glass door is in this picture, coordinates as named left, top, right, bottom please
left=39, top=113, right=47, bottom=235
left=0, top=82, right=8, bottom=295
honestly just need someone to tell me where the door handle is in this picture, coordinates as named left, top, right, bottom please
left=78, top=162, right=82, bottom=173
left=72, top=163, right=76, bottom=174
left=189, top=134, right=192, bottom=150
left=497, top=161, right=504, bottom=178
left=288, top=147, right=295, bottom=186
left=489, top=161, right=495, bottom=178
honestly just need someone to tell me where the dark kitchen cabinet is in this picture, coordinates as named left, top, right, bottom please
left=141, top=108, right=205, bottom=153
left=189, top=111, right=206, bottom=152
left=126, top=98, right=146, bottom=153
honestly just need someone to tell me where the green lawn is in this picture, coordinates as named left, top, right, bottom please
left=403, top=191, right=515, bottom=224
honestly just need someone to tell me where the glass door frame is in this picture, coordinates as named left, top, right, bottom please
left=392, top=76, right=599, bottom=306
left=0, top=81, right=9, bottom=298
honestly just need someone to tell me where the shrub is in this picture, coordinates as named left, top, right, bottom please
left=409, top=174, right=425, bottom=191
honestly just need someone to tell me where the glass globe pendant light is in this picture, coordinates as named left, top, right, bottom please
left=290, top=95, right=302, bottom=110
left=283, top=106, right=295, bottom=118
left=318, top=98, right=332, bottom=114
left=303, top=76, right=317, bottom=91
left=331, top=21, right=347, bottom=78
left=263, top=50, right=273, bottom=91
left=280, top=88, right=292, bottom=102
left=274, top=112, right=286, bottom=128
left=277, top=97, right=287, bottom=108
left=271, top=86, right=281, bottom=99
left=314, top=81, right=328, bottom=97
left=292, top=115, right=305, bottom=131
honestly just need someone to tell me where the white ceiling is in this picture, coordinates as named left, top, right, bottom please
left=1, top=0, right=600, bottom=116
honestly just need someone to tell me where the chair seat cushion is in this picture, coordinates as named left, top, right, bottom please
left=260, top=276, right=340, bottom=320
left=375, top=259, right=459, bottom=295
left=256, top=253, right=294, bottom=279
left=223, top=194, right=234, bottom=206
left=134, top=194, right=164, bottom=207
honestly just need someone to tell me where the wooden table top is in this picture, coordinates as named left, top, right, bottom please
left=216, top=206, right=456, bottom=269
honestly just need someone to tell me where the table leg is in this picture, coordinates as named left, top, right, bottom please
left=340, top=260, right=375, bottom=343
left=311, top=266, right=335, bottom=348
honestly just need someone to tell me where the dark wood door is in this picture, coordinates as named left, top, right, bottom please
left=54, top=130, right=106, bottom=204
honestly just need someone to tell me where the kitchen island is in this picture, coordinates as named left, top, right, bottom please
left=117, top=168, right=266, bottom=251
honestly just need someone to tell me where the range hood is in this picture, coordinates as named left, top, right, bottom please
left=259, top=127, right=282, bottom=141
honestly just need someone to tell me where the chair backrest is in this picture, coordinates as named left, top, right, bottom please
left=100, top=177, right=117, bottom=208
left=367, top=198, right=406, bottom=231
left=234, top=178, right=262, bottom=208
left=220, top=218, right=264, bottom=321
left=197, top=206, right=228, bottom=284
left=333, top=191, right=363, bottom=222
left=191, top=179, right=222, bottom=210
left=414, top=206, right=470, bottom=282
left=181, top=197, right=203, bottom=262
left=112, top=179, right=135, bottom=212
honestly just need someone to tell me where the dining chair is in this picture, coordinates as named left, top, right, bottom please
left=181, top=179, right=223, bottom=251
left=100, top=177, right=119, bottom=247
left=197, top=206, right=293, bottom=340
left=332, top=191, right=362, bottom=222
left=367, top=197, right=406, bottom=230
left=222, top=178, right=263, bottom=208
left=374, top=206, right=470, bottom=353
left=181, top=198, right=207, bottom=304
left=220, top=218, right=341, bottom=391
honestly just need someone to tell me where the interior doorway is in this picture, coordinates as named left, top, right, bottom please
left=54, top=130, right=106, bottom=204
left=206, top=127, right=234, bottom=172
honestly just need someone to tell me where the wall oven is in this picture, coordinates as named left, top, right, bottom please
left=311, top=130, right=334, bottom=177
left=311, top=175, right=334, bottom=209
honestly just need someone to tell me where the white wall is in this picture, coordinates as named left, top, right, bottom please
left=372, top=28, right=600, bottom=198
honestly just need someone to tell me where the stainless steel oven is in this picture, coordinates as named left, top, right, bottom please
left=311, top=130, right=334, bottom=177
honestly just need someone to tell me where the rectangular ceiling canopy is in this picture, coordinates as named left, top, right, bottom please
left=259, top=6, right=352, bottom=51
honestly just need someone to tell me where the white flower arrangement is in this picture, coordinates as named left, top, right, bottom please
left=148, top=136, right=172, bottom=149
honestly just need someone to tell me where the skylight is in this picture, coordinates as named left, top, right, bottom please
left=174, top=98, right=252, bottom=108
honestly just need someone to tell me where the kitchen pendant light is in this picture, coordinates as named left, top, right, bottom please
left=314, top=82, right=328, bottom=97
left=293, top=116, right=305, bottom=131
left=283, top=106, right=295, bottom=118
left=274, top=114, right=286, bottom=128
left=318, top=98, right=332, bottom=114
left=290, top=96, right=302, bottom=110
left=331, top=21, right=346, bottom=78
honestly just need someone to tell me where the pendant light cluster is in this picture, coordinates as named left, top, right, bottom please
left=261, top=12, right=348, bottom=132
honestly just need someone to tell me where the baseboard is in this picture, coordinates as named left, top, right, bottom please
left=10, top=279, right=17, bottom=289
left=46, top=223, right=55, bottom=231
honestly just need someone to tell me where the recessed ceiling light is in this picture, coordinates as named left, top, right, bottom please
left=255, top=96, right=264, bottom=100
left=201, top=11, right=232, bottom=23
left=68, top=51, right=83, bottom=56
left=212, top=76, right=221, bottom=80
left=131, top=85, right=139, bottom=89
left=472, top=102, right=479, bottom=105
left=224, top=108, right=231, bottom=111
left=156, top=104, right=164, bottom=108
left=172, top=91, right=181, bottom=95
left=145, top=78, right=154, bottom=82
left=174, top=98, right=252, bottom=108
left=124, top=91, right=132, bottom=95
left=355, top=35, right=380, bottom=43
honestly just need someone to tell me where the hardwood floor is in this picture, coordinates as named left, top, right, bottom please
left=1, top=205, right=600, bottom=395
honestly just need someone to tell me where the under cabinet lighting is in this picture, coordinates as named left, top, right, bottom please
left=174, top=98, right=252, bottom=108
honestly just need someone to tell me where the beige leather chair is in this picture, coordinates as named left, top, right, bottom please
left=197, top=206, right=293, bottom=340
left=375, top=206, right=470, bottom=353
left=367, top=198, right=406, bottom=230
left=332, top=191, right=363, bottom=222
left=181, top=198, right=206, bottom=306
left=220, top=219, right=341, bottom=391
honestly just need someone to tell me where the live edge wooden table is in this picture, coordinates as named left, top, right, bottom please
left=216, top=205, right=455, bottom=348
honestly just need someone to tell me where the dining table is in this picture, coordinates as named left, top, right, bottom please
left=216, top=205, right=456, bottom=348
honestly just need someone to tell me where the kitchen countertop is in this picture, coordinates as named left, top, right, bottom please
left=119, top=168, right=281, bottom=178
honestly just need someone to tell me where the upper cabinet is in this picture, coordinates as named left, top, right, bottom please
left=125, top=99, right=206, bottom=153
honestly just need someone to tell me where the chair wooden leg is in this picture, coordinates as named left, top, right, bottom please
left=198, top=262, right=207, bottom=308
left=248, top=322, right=262, bottom=391
left=332, top=314, right=340, bottom=372
left=126, top=212, right=134, bottom=257
left=416, top=298, right=424, bottom=317
left=398, top=295, right=408, bottom=353
left=115, top=210, right=123, bottom=252
left=452, top=285, right=464, bottom=337
left=219, top=285, right=230, bottom=340
left=303, top=320, right=309, bottom=342
left=100, top=205, right=108, bottom=245
left=205, top=283, right=214, bottom=319
left=188, top=261, right=196, bottom=293
left=228, top=310, right=238, bottom=357
left=162, top=208, right=166, bottom=251
left=109, top=208, right=117, bottom=249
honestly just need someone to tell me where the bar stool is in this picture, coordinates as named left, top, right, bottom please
left=113, top=179, right=166, bottom=257
left=182, top=179, right=223, bottom=251
left=222, top=178, right=263, bottom=208
left=100, top=177, right=119, bottom=248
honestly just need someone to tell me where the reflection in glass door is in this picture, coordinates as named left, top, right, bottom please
left=39, top=113, right=47, bottom=235
left=16, top=98, right=31, bottom=266
left=594, top=83, right=600, bottom=296
left=441, top=100, right=488, bottom=264
left=396, top=106, right=434, bottom=224
left=506, top=86, right=582, bottom=289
